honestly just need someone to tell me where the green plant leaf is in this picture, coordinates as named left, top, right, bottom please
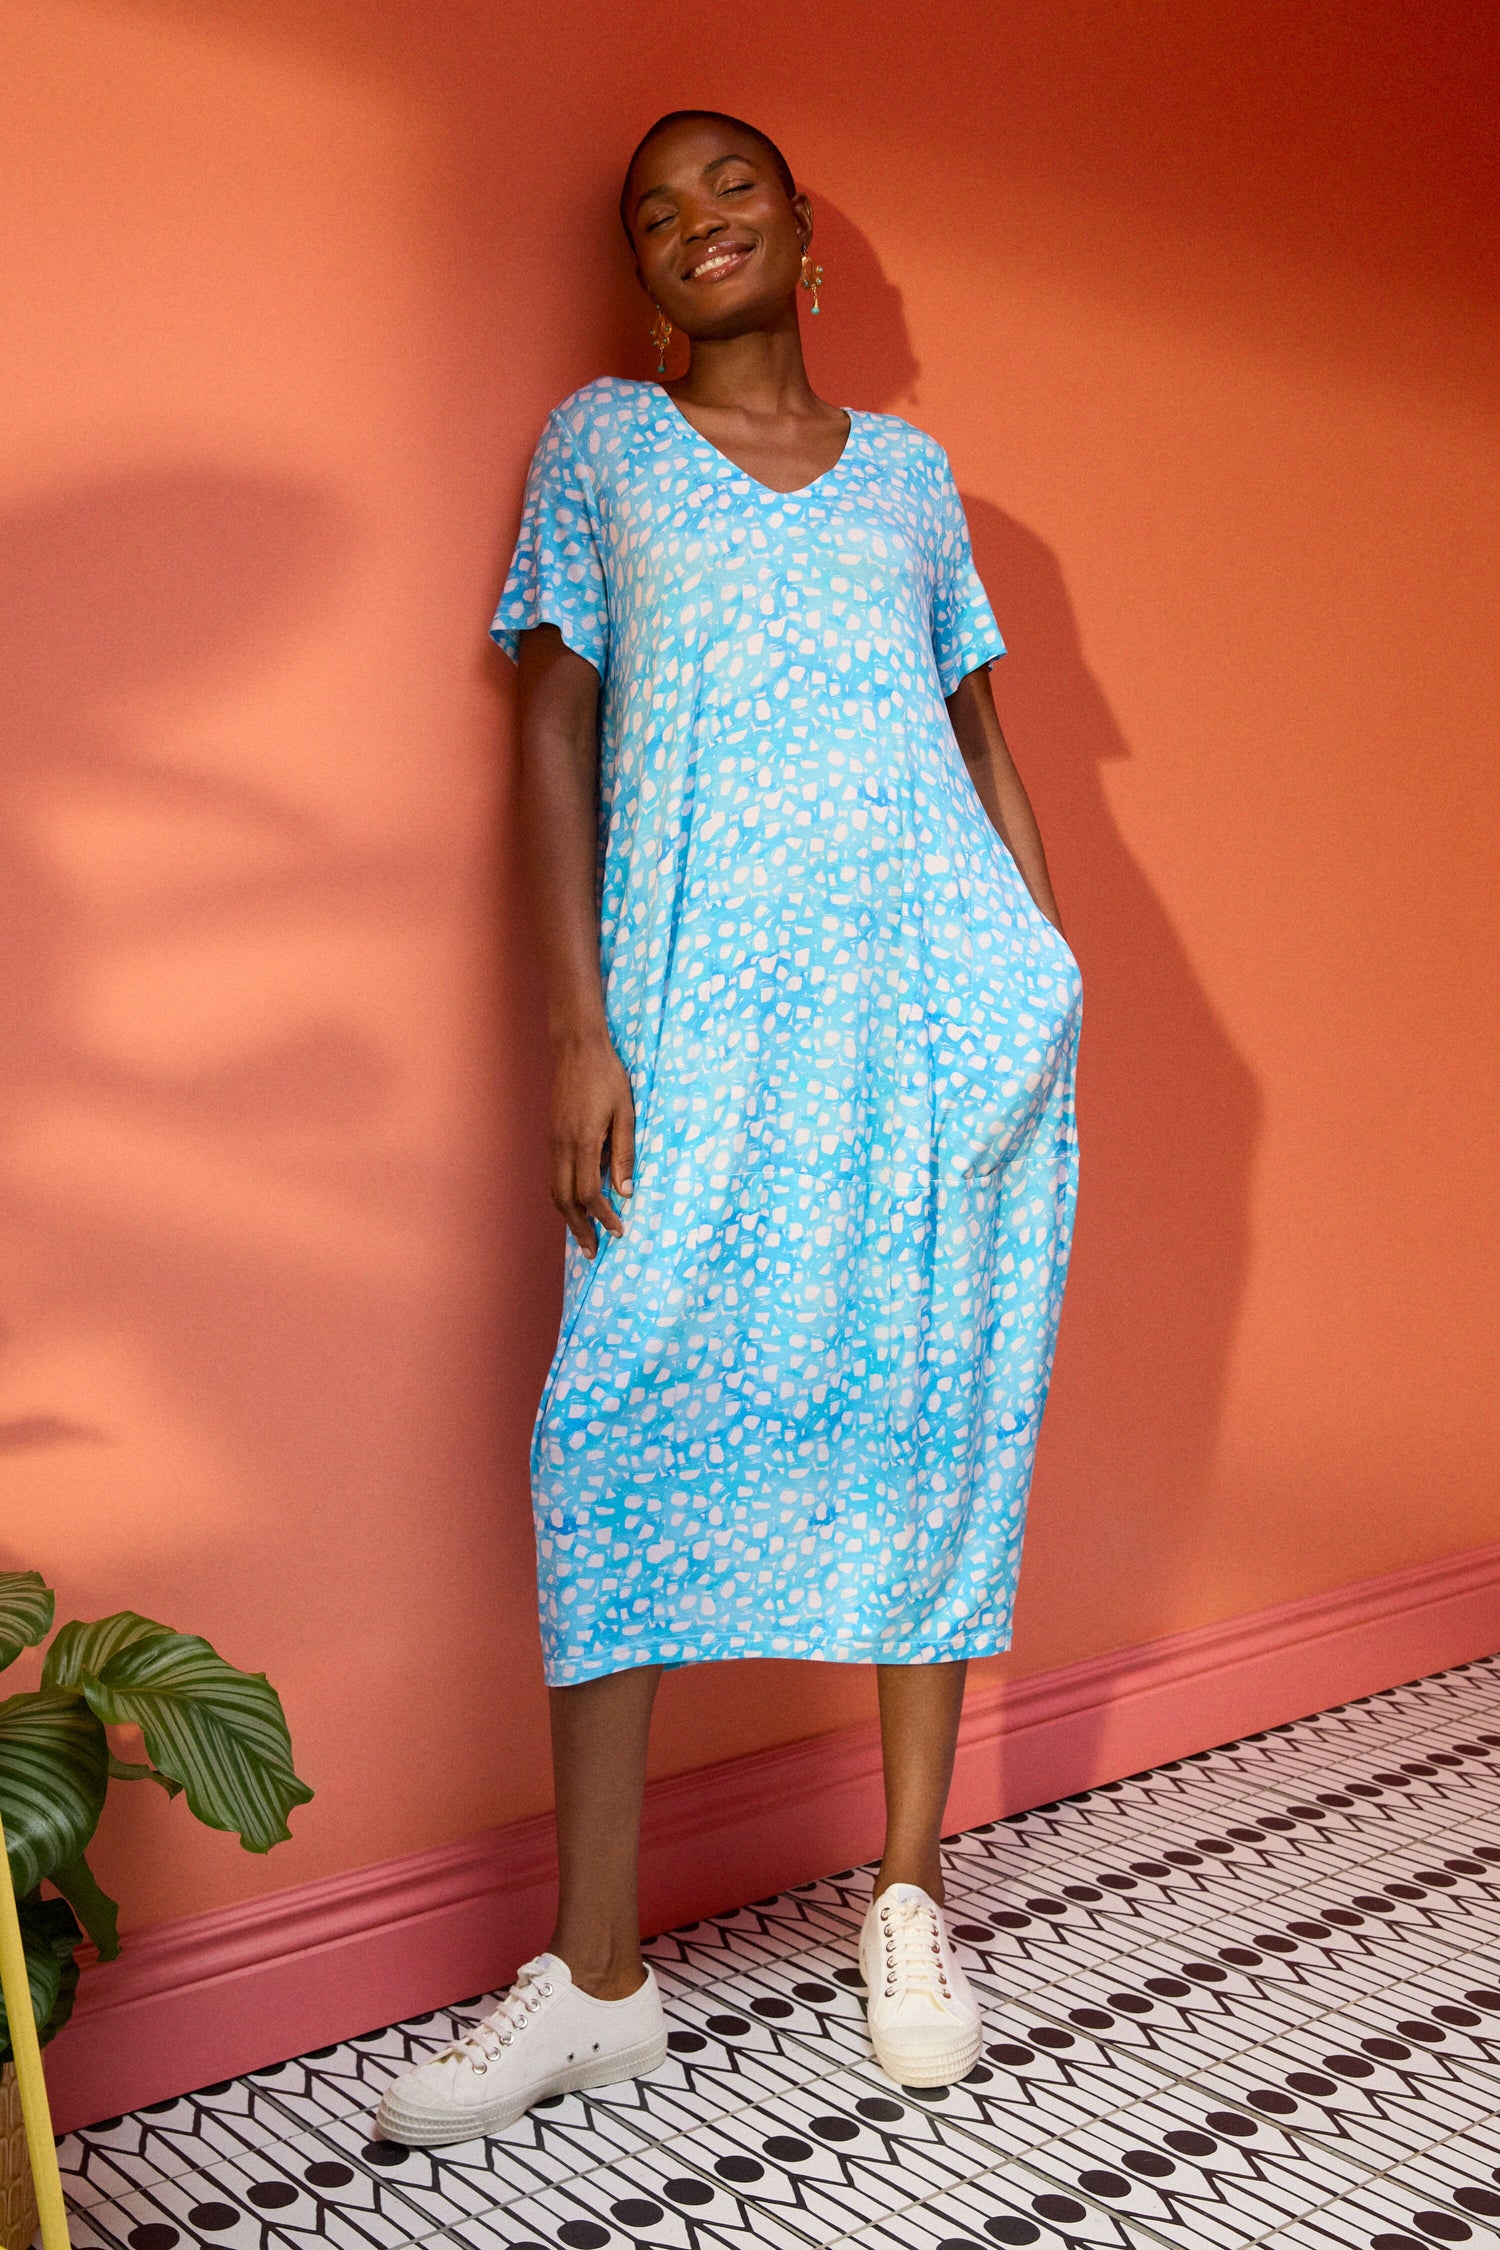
left=0, top=1572, right=54, bottom=1673
left=84, top=1633, right=312, bottom=1852
left=108, top=1752, right=182, bottom=1796
left=42, top=1610, right=169, bottom=1692
left=41, top=1933, right=82, bottom=2048
left=0, top=1689, right=108, bottom=1893
left=0, top=1894, right=82, bottom=2067
left=50, top=1851, right=121, bottom=1960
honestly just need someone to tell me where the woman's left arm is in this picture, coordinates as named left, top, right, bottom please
left=946, top=664, right=1066, bottom=938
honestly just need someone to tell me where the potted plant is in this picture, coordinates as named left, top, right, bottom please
left=0, top=1570, right=310, bottom=2250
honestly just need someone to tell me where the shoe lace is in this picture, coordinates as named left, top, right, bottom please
left=441, top=1956, right=556, bottom=2074
left=876, top=1892, right=953, bottom=2003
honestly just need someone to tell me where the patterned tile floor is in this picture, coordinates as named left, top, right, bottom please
left=59, top=1654, right=1500, bottom=2250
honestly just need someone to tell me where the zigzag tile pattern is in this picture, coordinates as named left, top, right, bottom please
left=60, top=1653, right=1500, bottom=2250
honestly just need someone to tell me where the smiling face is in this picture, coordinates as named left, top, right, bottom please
left=624, top=115, right=811, bottom=343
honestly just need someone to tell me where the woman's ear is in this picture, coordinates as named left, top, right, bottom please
left=792, top=190, right=814, bottom=248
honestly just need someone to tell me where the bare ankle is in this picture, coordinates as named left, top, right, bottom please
left=565, top=1960, right=648, bottom=2001
left=548, top=1937, right=646, bottom=2000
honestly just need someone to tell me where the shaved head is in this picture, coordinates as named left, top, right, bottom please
left=620, top=110, right=796, bottom=237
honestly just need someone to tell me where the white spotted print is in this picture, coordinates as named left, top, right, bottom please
left=493, top=378, right=1081, bottom=1686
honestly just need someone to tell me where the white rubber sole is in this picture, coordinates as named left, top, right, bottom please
left=868, top=2020, right=983, bottom=2088
left=375, top=2026, right=670, bottom=2147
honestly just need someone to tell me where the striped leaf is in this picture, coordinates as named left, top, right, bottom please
left=42, top=1610, right=168, bottom=1691
left=0, top=1690, right=108, bottom=1894
left=84, top=1633, right=312, bottom=1852
left=50, top=1850, right=121, bottom=1961
left=0, top=1894, right=82, bottom=2066
left=0, top=1572, right=54, bottom=1673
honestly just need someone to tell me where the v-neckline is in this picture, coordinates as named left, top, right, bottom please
left=652, top=383, right=858, bottom=499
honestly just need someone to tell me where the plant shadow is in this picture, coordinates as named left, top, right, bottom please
left=0, top=465, right=541, bottom=1775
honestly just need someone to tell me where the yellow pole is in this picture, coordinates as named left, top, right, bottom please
left=0, top=1812, right=70, bottom=2250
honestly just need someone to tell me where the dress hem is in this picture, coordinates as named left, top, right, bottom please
left=542, top=1623, right=1017, bottom=1689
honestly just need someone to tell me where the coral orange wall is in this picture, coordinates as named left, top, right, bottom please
left=3, top=0, right=1496, bottom=1933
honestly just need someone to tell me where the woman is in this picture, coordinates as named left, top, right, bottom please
left=379, top=109, right=1081, bottom=2144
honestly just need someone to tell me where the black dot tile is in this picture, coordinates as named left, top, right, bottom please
left=58, top=1652, right=1500, bottom=2250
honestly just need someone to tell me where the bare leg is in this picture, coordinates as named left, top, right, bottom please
left=547, top=1664, right=662, bottom=1998
left=874, top=1660, right=969, bottom=1903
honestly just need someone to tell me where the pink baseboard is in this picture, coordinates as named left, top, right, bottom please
left=46, top=1538, right=1500, bottom=2132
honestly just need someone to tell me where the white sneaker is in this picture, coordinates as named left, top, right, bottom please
left=375, top=1953, right=667, bottom=2145
left=858, top=1882, right=983, bottom=2087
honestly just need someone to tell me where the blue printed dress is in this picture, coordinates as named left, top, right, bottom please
left=493, top=377, right=1081, bottom=1687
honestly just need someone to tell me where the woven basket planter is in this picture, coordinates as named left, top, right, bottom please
left=0, top=2067, right=38, bottom=2250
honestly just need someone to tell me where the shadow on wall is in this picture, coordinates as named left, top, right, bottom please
left=0, top=469, right=367, bottom=1509
left=785, top=200, right=1259, bottom=1789
left=0, top=468, right=500, bottom=1591
left=967, top=485, right=1265, bottom=1802
left=0, top=475, right=373, bottom=1215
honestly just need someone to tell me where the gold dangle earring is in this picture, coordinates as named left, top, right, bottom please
left=799, top=247, right=824, bottom=315
left=649, top=304, right=673, bottom=374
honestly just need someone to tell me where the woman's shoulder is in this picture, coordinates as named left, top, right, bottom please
left=854, top=408, right=953, bottom=480
left=543, top=376, right=658, bottom=448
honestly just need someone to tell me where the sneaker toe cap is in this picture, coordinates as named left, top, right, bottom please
left=376, top=2057, right=482, bottom=2131
left=875, top=2010, right=969, bottom=2052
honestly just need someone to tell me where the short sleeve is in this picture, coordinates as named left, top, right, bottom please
left=929, top=452, right=1006, bottom=698
left=489, top=412, right=609, bottom=677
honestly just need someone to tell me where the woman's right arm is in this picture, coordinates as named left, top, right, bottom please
left=516, top=623, right=634, bottom=1259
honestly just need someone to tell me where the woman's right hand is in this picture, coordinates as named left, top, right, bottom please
left=549, top=1029, right=636, bottom=1258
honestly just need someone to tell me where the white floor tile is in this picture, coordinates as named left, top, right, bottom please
left=58, top=1655, right=1500, bottom=2250
left=847, top=2159, right=1176, bottom=2247
left=441, top=2156, right=814, bottom=2250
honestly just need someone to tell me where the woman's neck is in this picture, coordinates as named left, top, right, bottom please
left=669, top=309, right=831, bottom=420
